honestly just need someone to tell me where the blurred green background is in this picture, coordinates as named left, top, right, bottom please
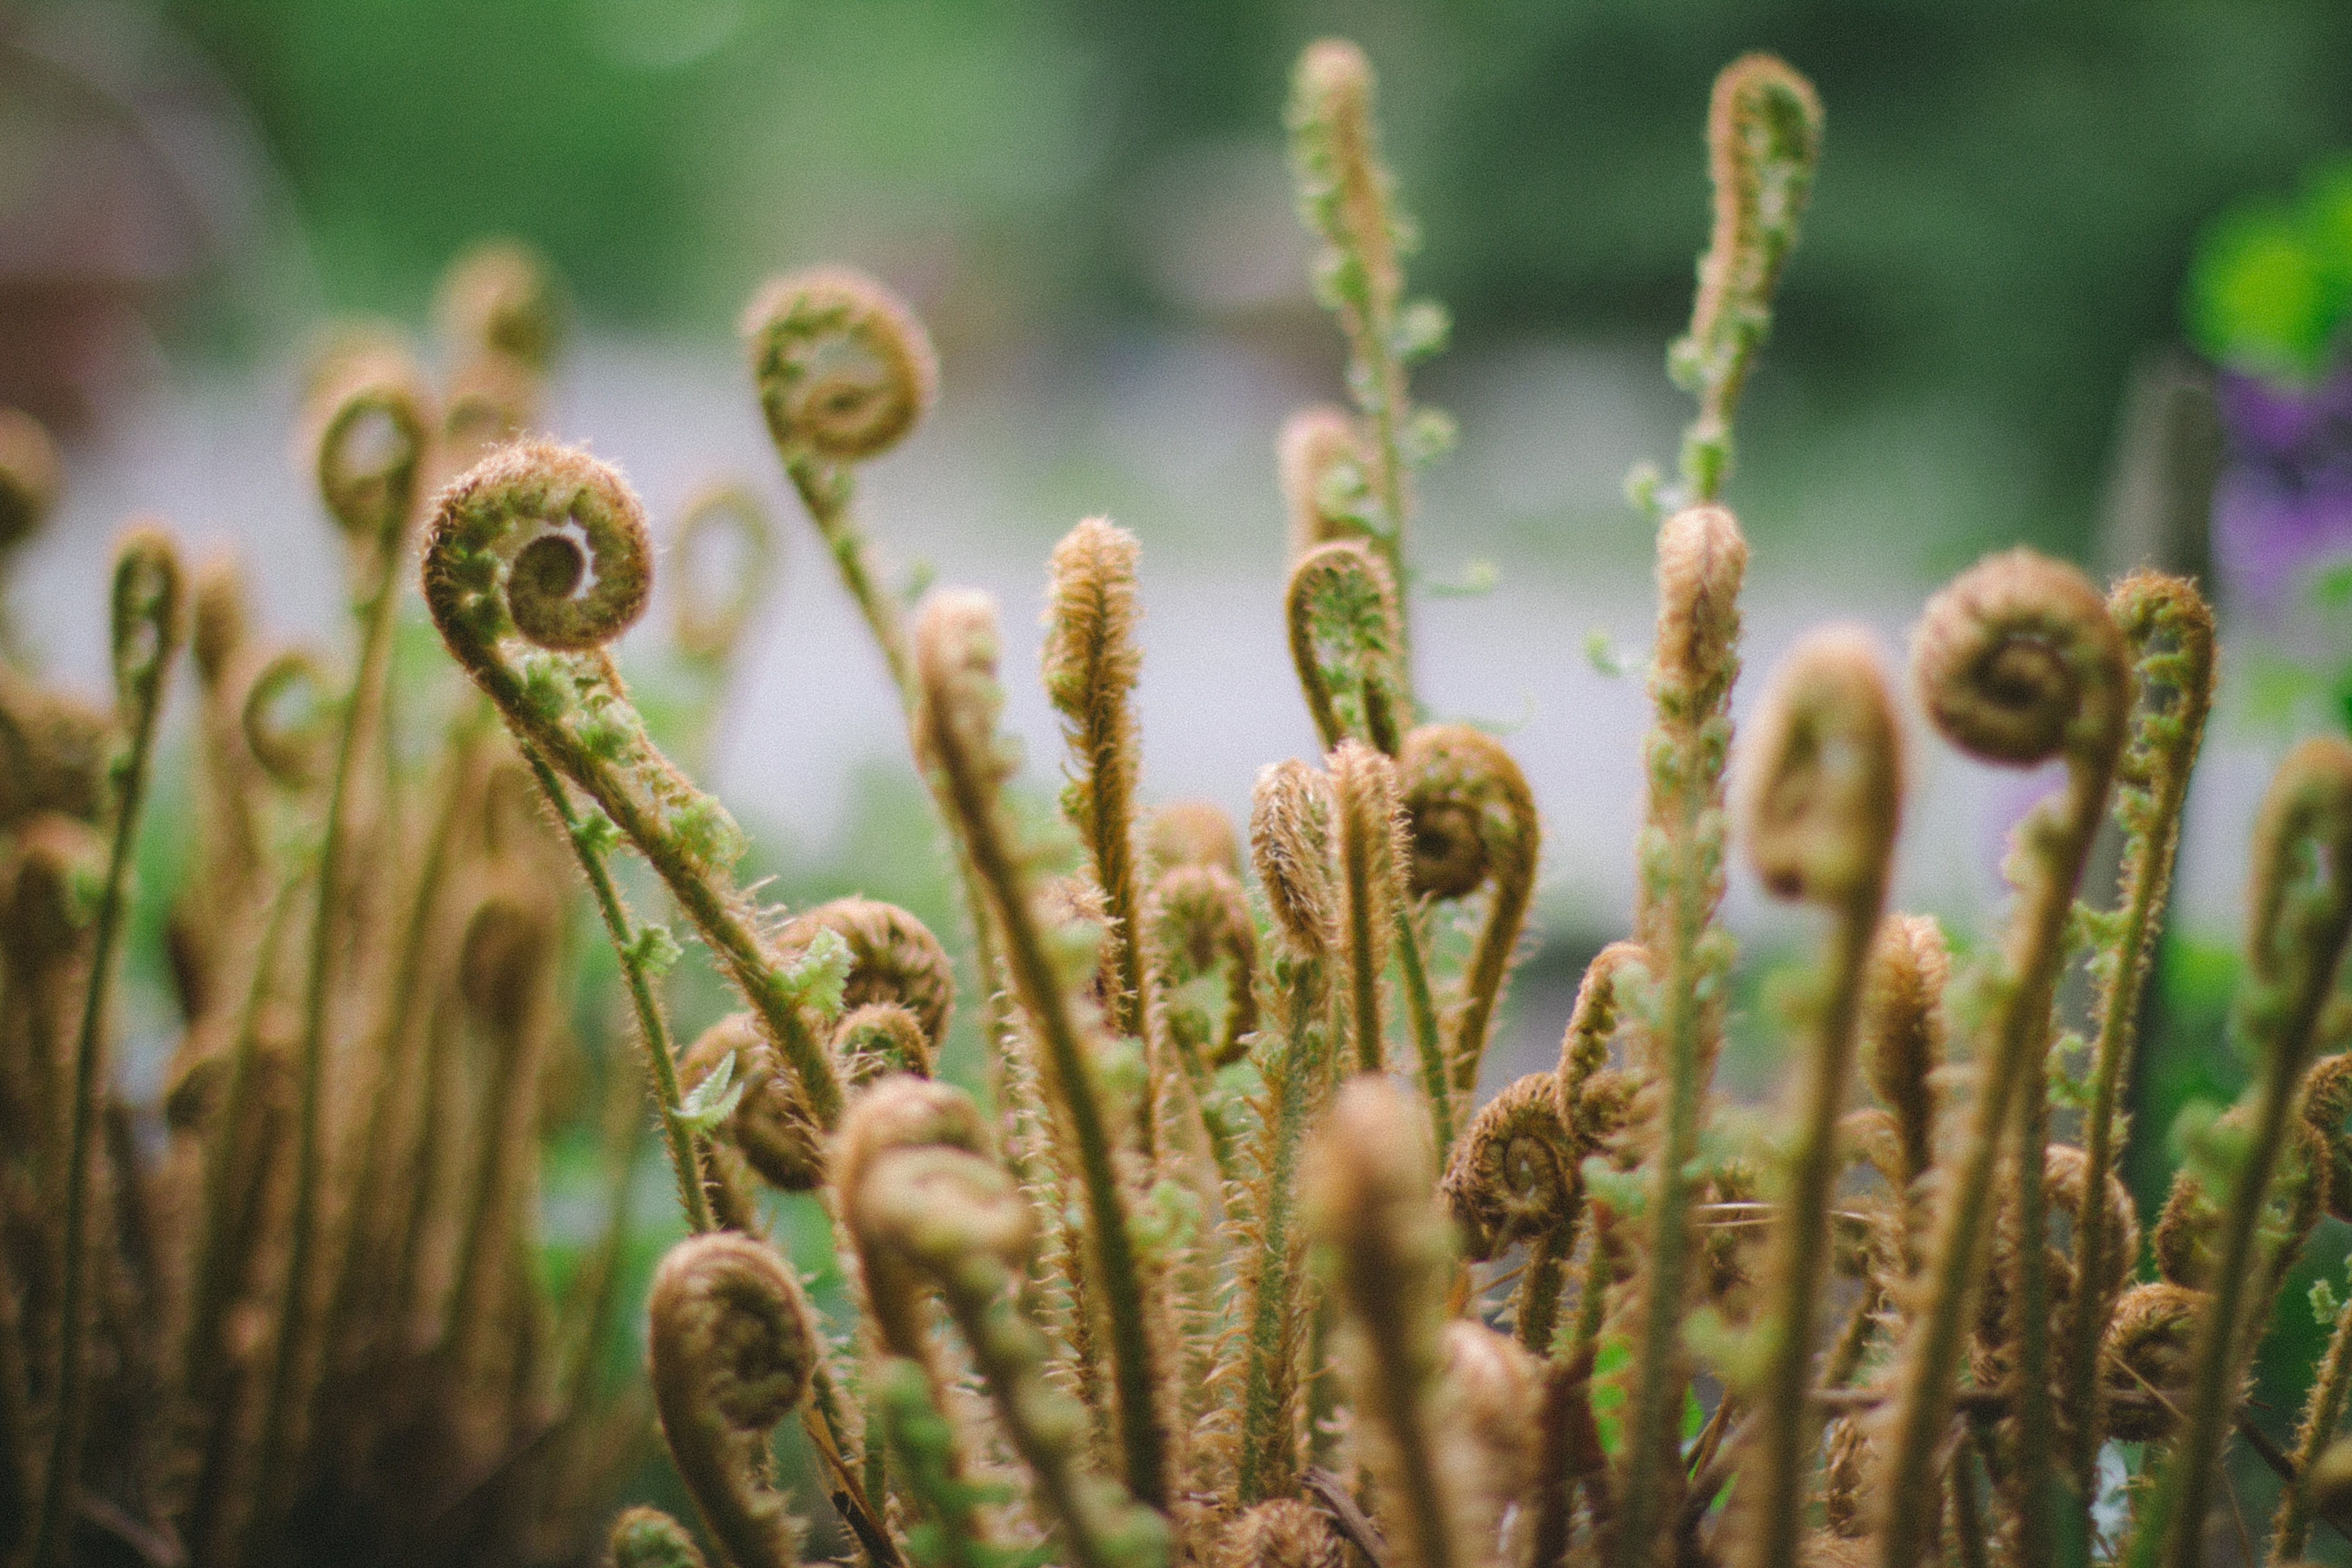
left=8, top=0, right=2347, bottom=559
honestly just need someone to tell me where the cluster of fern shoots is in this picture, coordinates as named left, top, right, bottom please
left=4, top=35, right=2350, bottom=1568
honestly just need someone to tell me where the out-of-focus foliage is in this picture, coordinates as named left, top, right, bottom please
left=159, top=0, right=2352, bottom=554
left=2190, top=159, right=2352, bottom=384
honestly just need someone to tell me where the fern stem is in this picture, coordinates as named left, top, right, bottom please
left=2066, top=574, right=2213, bottom=1499
left=30, top=534, right=180, bottom=1568
left=1394, top=909, right=1451, bottom=1153
left=248, top=532, right=407, bottom=1561
left=1237, top=960, right=1326, bottom=1504
left=2271, top=1288, right=2352, bottom=1562
left=919, top=593, right=1171, bottom=1509
left=524, top=748, right=711, bottom=1234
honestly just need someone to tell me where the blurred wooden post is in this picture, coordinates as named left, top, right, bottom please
left=2097, top=350, right=2222, bottom=584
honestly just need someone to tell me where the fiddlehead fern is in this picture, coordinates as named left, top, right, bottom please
left=1303, top=1077, right=1465, bottom=1568
left=833, top=1077, right=1001, bottom=1568
left=1045, top=517, right=1153, bottom=1062
left=436, top=239, right=565, bottom=377
left=1739, top=629, right=1903, bottom=911
left=1877, top=549, right=2126, bottom=1568
left=671, top=482, right=780, bottom=671
left=836, top=1004, right=933, bottom=1080
left=1440, top=1073, right=1581, bottom=1352
left=1253, top=760, right=1340, bottom=963
left=843, top=1078, right=1170, bottom=1568
left=313, top=351, right=434, bottom=550
left=1858, top=915, right=1948, bottom=1253
left=774, top=897, right=956, bottom=1053
left=2129, top=737, right=2352, bottom=1568
left=1148, top=862, right=1259, bottom=1070
left=1730, top=628, right=1901, bottom=1568
left=1278, top=406, right=1374, bottom=562
left=648, top=1231, right=821, bottom=1568
left=421, top=439, right=843, bottom=1128
left=1149, top=800, right=1242, bottom=877
left=1147, top=860, right=1259, bottom=1179
left=1616, top=501, right=1746, bottom=1568
left=1670, top=54, right=1823, bottom=502
left=436, top=239, right=565, bottom=454
left=428, top=440, right=655, bottom=658
left=1283, top=539, right=1445, bottom=1127
left=1235, top=760, right=1340, bottom=1506
left=836, top=1075, right=995, bottom=1357
left=1442, top=1319, right=1545, bottom=1566
left=188, top=549, right=247, bottom=686
left=1399, top=723, right=1539, bottom=1102
left=29, top=527, right=184, bottom=1568
left=1555, top=943, right=1646, bottom=1381
left=609, top=1506, right=711, bottom=1568
left=1633, top=501, right=1747, bottom=955
left=1286, top=38, right=1450, bottom=681
left=2305, top=1050, right=2352, bottom=1224
left=1557, top=940, right=1645, bottom=1125
left=2100, top=1282, right=2202, bottom=1442
left=742, top=268, right=1019, bottom=1191
left=681, top=902, right=951, bottom=1210
left=2065, top=572, right=2213, bottom=1491
left=750, top=268, right=936, bottom=469
left=240, top=648, right=334, bottom=791
left=745, top=265, right=936, bottom=697
left=1331, top=739, right=1406, bottom=1075
left=914, top=588, right=1171, bottom=1509
left=1285, top=540, right=1406, bottom=759
left=681, top=1014, right=813, bottom=1218
left=2148, top=1098, right=2325, bottom=1302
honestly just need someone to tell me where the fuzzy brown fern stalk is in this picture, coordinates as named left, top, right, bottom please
left=1726, top=628, right=1902, bottom=1568
left=1234, top=758, right=1342, bottom=1508
left=1875, top=551, right=2128, bottom=1568
left=1284, top=39, right=1451, bottom=686
left=1611, top=500, right=1749, bottom=1568
left=23, top=34, right=2352, bottom=1568
left=1303, top=1078, right=1471, bottom=1568
left=2125, top=739, right=2352, bottom=1568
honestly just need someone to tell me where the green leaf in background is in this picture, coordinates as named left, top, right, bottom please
left=1590, top=1335, right=1629, bottom=1458
left=2188, top=157, right=2352, bottom=383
